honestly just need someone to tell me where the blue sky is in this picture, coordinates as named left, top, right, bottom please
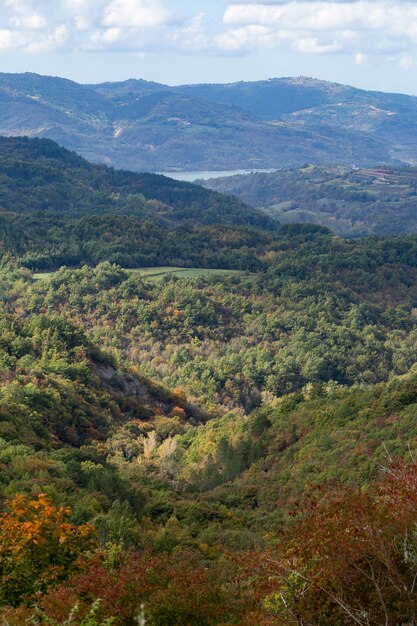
left=1, top=0, right=417, bottom=94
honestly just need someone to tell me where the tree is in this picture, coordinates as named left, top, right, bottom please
left=262, top=460, right=417, bottom=625
left=0, top=493, right=96, bottom=606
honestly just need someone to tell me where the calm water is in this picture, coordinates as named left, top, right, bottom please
left=155, top=168, right=277, bottom=182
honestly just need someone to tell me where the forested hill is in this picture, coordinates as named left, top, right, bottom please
left=1, top=140, right=417, bottom=619
left=0, top=136, right=281, bottom=270
left=1, top=72, right=417, bottom=170
left=0, top=136, right=272, bottom=228
left=202, top=164, right=417, bottom=237
left=2, top=228, right=417, bottom=621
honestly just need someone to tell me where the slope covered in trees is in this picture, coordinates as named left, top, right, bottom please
left=1, top=134, right=417, bottom=621
left=0, top=217, right=417, bottom=621
left=0, top=136, right=271, bottom=227
left=0, top=136, right=277, bottom=270
left=202, top=164, right=417, bottom=237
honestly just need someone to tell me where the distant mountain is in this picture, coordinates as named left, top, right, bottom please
left=201, top=164, right=417, bottom=237
left=1, top=73, right=417, bottom=171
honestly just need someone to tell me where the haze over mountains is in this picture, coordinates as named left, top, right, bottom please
left=2, top=72, right=417, bottom=171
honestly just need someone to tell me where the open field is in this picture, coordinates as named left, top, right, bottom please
left=33, top=273, right=54, bottom=280
left=34, top=267, right=244, bottom=281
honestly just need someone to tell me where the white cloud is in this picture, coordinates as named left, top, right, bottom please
left=25, top=24, right=68, bottom=52
left=218, top=1, right=417, bottom=57
left=0, top=0, right=417, bottom=66
left=214, top=24, right=272, bottom=52
left=293, top=37, right=343, bottom=54
left=91, top=26, right=121, bottom=45
left=102, top=0, right=170, bottom=28
left=398, top=55, right=413, bottom=69
left=0, top=29, right=17, bottom=49
left=355, top=51, right=367, bottom=65
left=0, top=0, right=174, bottom=53
left=10, top=12, right=46, bottom=29
left=170, top=13, right=209, bottom=50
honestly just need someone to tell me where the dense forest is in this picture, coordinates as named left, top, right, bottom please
left=1, top=137, right=417, bottom=623
left=1, top=236, right=417, bottom=623
left=0, top=137, right=277, bottom=271
left=203, top=163, right=417, bottom=237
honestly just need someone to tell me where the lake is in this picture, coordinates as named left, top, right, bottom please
left=155, top=168, right=278, bottom=182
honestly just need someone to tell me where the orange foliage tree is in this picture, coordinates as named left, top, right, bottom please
left=0, top=493, right=96, bottom=606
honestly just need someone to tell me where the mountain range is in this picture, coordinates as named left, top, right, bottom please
left=2, top=72, right=417, bottom=171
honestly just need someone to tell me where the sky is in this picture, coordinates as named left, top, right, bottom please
left=0, top=0, right=417, bottom=95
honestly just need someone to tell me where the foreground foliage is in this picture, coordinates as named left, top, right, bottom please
left=260, top=460, right=417, bottom=625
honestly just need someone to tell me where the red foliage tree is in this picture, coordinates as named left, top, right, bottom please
left=259, top=460, right=417, bottom=625
left=36, top=549, right=264, bottom=625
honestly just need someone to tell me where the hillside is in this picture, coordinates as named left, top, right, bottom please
left=202, top=164, right=417, bottom=237
left=0, top=136, right=276, bottom=270
left=0, top=136, right=270, bottom=226
left=1, top=73, right=417, bottom=170
left=0, top=262, right=200, bottom=527
left=1, top=223, right=417, bottom=621
left=3, top=229, right=417, bottom=512
left=175, top=76, right=415, bottom=120
left=3, top=88, right=417, bottom=622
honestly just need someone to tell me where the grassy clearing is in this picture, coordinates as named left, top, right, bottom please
left=33, top=272, right=53, bottom=280
left=34, top=267, right=244, bottom=281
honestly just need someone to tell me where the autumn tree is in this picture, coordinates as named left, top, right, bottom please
left=0, top=493, right=96, bottom=606
left=262, top=460, right=417, bottom=625
left=34, top=549, right=253, bottom=626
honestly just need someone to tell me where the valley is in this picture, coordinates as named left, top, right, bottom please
left=0, top=89, right=417, bottom=624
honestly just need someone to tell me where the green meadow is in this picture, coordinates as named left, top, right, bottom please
left=34, top=267, right=244, bottom=281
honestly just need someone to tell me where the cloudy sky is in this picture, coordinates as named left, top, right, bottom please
left=0, top=0, right=417, bottom=94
